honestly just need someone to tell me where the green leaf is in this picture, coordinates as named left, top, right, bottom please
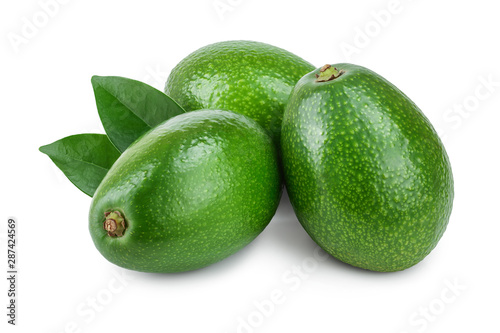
left=91, top=76, right=185, bottom=152
left=39, top=134, right=121, bottom=197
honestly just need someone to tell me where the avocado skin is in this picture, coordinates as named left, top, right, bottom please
left=281, top=63, right=454, bottom=272
left=89, top=110, right=281, bottom=273
left=164, top=40, right=315, bottom=143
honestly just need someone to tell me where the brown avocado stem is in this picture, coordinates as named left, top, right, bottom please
left=103, top=211, right=126, bottom=237
left=315, top=64, right=345, bottom=82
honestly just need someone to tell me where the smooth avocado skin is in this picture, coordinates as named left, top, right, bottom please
left=281, top=63, right=454, bottom=272
left=164, top=40, right=315, bottom=143
left=89, top=110, right=281, bottom=273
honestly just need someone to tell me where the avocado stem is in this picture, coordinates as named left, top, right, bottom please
left=315, top=64, right=344, bottom=82
left=103, top=211, right=126, bottom=237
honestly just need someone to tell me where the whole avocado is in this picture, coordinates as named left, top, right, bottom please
left=89, top=110, right=281, bottom=273
left=164, top=40, right=315, bottom=142
left=281, top=63, right=454, bottom=272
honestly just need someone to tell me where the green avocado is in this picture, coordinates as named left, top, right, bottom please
left=164, top=40, right=315, bottom=143
left=281, top=64, right=454, bottom=272
left=89, top=110, right=281, bottom=273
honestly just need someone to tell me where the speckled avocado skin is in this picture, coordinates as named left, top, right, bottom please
left=89, top=110, right=281, bottom=273
left=281, top=63, right=454, bottom=272
left=164, top=40, right=315, bottom=143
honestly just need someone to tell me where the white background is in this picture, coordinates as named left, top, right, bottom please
left=1, top=0, right=499, bottom=332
